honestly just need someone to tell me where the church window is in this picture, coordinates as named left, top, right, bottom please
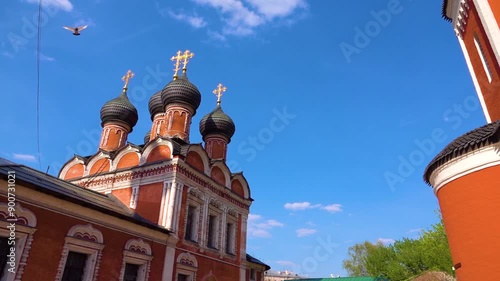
left=119, top=238, right=153, bottom=281
left=225, top=222, right=235, bottom=254
left=474, top=32, right=493, bottom=83
left=207, top=214, right=218, bottom=249
left=185, top=205, right=198, bottom=242
left=61, top=251, right=88, bottom=281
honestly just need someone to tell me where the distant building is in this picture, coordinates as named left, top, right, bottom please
left=441, top=0, right=500, bottom=122
left=424, top=2, right=500, bottom=281
left=264, top=269, right=303, bottom=281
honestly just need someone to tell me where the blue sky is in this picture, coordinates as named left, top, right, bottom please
left=0, top=0, right=488, bottom=277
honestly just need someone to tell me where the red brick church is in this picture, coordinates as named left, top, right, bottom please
left=0, top=50, right=269, bottom=281
left=424, top=1, right=500, bottom=280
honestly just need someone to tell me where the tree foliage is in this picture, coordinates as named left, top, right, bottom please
left=342, top=215, right=453, bottom=281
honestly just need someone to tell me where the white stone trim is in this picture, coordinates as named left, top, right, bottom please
left=185, top=145, right=211, bottom=175
left=458, top=35, right=492, bottom=122
left=84, top=152, right=110, bottom=177
left=119, top=239, right=153, bottom=281
left=55, top=224, right=105, bottom=281
left=140, top=138, right=174, bottom=166
left=473, top=0, right=500, bottom=67
left=59, top=157, right=85, bottom=180
left=209, top=162, right=231, bottom=188
left=0, top=223, right=36, bottom=281
left=112, top=146, right=141, bottom=170
left=429, top=143, right=500, bottom=194
left=230, top=174, right=250, bottom=200
left=184, top=192, right=203, bottom=243
left=176, top=252, right=198, bottom=281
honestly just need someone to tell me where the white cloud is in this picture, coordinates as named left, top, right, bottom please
left=276, top=260, right=299, bottom=268
left=191, top=0, right=306, bottom=36
left=1, top=51, right=14, bottom=58
left=407, top=228, right=422, bottom=234
left=296, top=228, right=317, bottom=237
left=247, top=214, right=284, bottom=238
left=377, top=238, right=395, bottom=245
left=322, top=204, right=342, bottom=213
left=168, top=10, right=207, bottom=28
left=284, top=202, right=342, bottom=213
left=245, top=0, right=307, bottom=19
left=284, top=202, right=320, bottom=211
left=39, top=53, right=55, bottom=62
left=12, top=153, right=37, bottom=162
left=207, top=30, right=227, bottom=42
left=23, top=0, right=73, bottom=12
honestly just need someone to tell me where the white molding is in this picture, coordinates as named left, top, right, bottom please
left=185, top=145, right=211, bottom=175
left=68, top=224, right=104, bottom=243
left=140, top=138, right=174, bottom=166
left=0, top=222, right=35, bottom=281
left=473, top=0, right=500, bottom=67
left=125, top=238, right=152, bottom=256
left=209, top=163, right=231, bottom=189
left=458, top=35, right=492, bottom=122
left=55, top=226, right=105, bottom=281
left=84, top=152, right=110, bottom=177
left=429, top=144, right=500, bottom=193
left=119, top=239, right=153, bottom=281
left=112, top=146, right=141, bottom=170
left=59, top=157, right=85, bottom=180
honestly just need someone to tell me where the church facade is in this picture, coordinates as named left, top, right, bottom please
left=0, top=50, right=269, bottom=281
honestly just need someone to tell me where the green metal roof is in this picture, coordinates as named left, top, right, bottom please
left=294, top=277, right=387, bottom=281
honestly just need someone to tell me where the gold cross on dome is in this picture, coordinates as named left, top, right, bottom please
left=170, top=50, right=183, bottom=79
left=181, top=50, right=194, bottom=72
left=122, top=70, right=134, bottom=89
left=213, top=83, right=227, bottom=105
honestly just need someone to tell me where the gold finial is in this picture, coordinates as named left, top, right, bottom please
left=181, top=50, right=194, bottom=73
left=122, top=70, right=134, bottom=91
left=213, top=83, right=227, bottom=105
left=170, top=50, right=183, bottom=80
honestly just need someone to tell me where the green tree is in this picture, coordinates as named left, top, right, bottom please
left=342, top=214, right=453, bottom=280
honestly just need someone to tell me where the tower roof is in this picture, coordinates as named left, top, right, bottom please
left=423, top=120, right=500, bottom=184
left=199, top=83, right=235, bottom=141
left=100, top=70, right=139, bottom=131
left=161, top=50, right=201, bottom=114
left=148, top=90, right=163, bottom=120
left=161, top=74, right=201, bottom=114
left=199, top=104, right=235, bottom=141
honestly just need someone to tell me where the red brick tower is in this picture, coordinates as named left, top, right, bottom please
left=160, top=50, right=201, bottom=142
left=424, top=3, right=500, bottom=279
left=424, top=122, right=500, bottom=280
left=199, top=83, right=236, bottom=162
left=442, top=0, right=500, bottom=122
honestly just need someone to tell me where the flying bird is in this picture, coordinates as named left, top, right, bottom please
left=63, top=25, right=88, bottom=36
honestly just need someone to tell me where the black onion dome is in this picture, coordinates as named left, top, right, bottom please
left=161, top=74, right=201, bottom=115
left=148, top=90, right=163, bottom=121
left=144, top=130, right=151, bottom=144
left=199, top=104, right=235, bottom=141
left=100, top=92, right=138, bottom=131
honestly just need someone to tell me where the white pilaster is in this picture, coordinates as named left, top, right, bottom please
left=200, top=197, right=210, bottom=247
left=240, top=214, right=248, bottom=261
left=220, top=206, right=228, bottom=255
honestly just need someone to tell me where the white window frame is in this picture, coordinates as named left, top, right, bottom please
left=206, top=206, right=221, bottom=250
left=176, top=252, right=198, bottom=281
left=184, top=195, right=202, bottom=243
left=119, top=239, right=153, bottom=281
left=474, top=33, right=493, bottom=83
left=55, top=224, right=104, bottom=281
left=0, top=202, right=37, bottom=281
left=224, top=219, right=237, bottom=255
